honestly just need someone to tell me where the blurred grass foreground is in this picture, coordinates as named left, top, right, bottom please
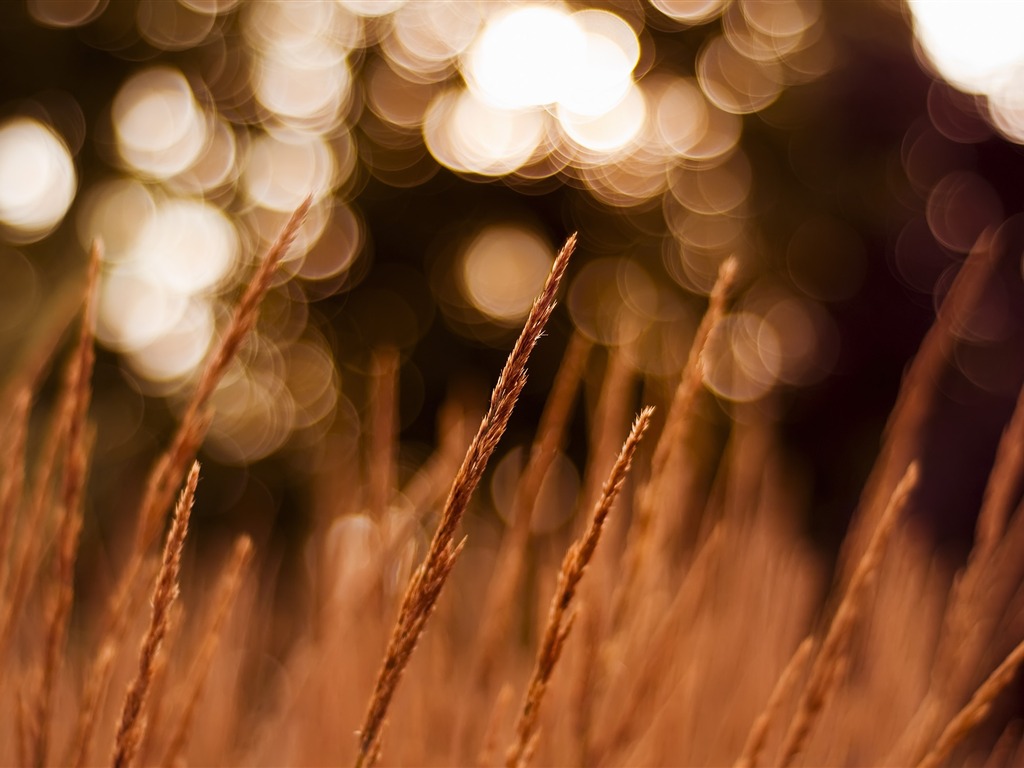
left=3, top=0, right=1024, bottom=765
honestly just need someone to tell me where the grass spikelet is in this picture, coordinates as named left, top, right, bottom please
left=161, top=535, right=253, bottom=766
left=85, top=201, right=310, bottom=747
left=66, top=642, right=115, bottom=768
left=505, top=406, right=654, bottom=768
left=777, top=461, right=920, bottom=767
left=612, top=256, right=737, bottom=629
left=111, top=461, right=199, bottom=768
left=474, top=331, right=591, bottom=690
left=478, top=683, right=514, bottom=767
left=31, top=238, right=100, bottom=767
left=842, top=230, right=997, bottom=582
left=135, top=197, right=312, bottom=553
left=368, top=347, right=399, bottom=520
left=0, top=385, right=30, bottom=602
left=354, top=233, right=577, bottom=768
left=735, top=637, right=814, bottom=768
left=974, top=380, right=1024, bottom=562
left=917, top=635, right=1024, bottom=768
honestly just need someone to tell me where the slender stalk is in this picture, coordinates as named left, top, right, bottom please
left=111, top=462, right=200, bottom=768
left=354, top=233, right=577, bottom=768
left=31, top=239, right=100, bottom=767
left=506, top=407, right=654, bottom=768
left=777, top=462, right=919, bottom=767
left=917, top=635, right=1024, bottom=768
left=161, top=535, right=253, bottom=766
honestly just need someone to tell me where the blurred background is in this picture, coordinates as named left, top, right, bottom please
left=1, top=0, right=1023, bottom=571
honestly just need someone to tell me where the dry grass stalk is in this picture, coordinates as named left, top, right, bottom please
left=612, top=256, right=737, bottom=630
left=569, top=597, right=601, bottom=767
left=355, top=233, right=577, bottom=768
left=135, top=604, right=181, bottom=767
left=66, top=642, right=115, bottom=768
left=368, top=347, right=399, bottom=520
left=85, top=200, right=310, bottom=746
left=134, top=196, right=312, bottom=553
left=592, top=524, right=725, bottom=766
left=31, top=239, right=100, bottom=766
left=0, top=270, right=88, bottom=440
left=0, top=377, right=75, bottom=665
left=578, top=346, right=633, bottom=522
left=734, top=637, right=814, bottom=768
left=111, top=461, right=199, bottom=768
left=974, top=379, right=1024, bottom=562
left=478, top=683, right=514, bottom=767
left=161, top=535, right=253, bottom=766
left=916, top=635, right=1024, bottom=768
left=63, top=555, right=160, bottom=768
left=899, top=421, right=1024, bottom=765
left=402, top=396, right=472, bottom=520
left=841, top=228, right=998, bottom=584
left=473, top=331, right=591, bottom=690
left=0, top=385, right=30, bottom=600
left=1, top=255, right=101, bottom=628
left=505, top=407, right=654, bottom=768
left=777, top=461, right=920, bottom=768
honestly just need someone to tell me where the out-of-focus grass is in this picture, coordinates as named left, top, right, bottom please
left=2, top=209, right=1024, bottom=768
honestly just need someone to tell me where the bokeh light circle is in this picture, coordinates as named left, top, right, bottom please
left=112, top=67, right=208, bottom=179
left=459, top=225, right=554, bottom=324
left=465, top=5, right=584, bottom=110
left=0, top=117, right=76, bottom=239
left=702, top=311, right=782, bottom=402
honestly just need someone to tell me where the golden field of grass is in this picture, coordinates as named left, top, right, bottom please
left=3, top=201, right=1024, bottom=768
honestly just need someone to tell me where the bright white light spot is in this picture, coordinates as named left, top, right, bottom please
left=134, top=199, right=239, bottom=295
left=558, top=81, right=646, bottom=153
left=0, top=118, right=76, bottom=239
left=112, top=67, right=208, bottom=179
left=243, top=132, right=336, bottom=211
left=558, top=10, right=640, bottom=117
left=466, top=5, right=585, bottom=110
left=424, top=88, right=547, bottom=176
left=909, top=0, right=1024, bottom=95
left=988, top=79, right=1024, bottom=143
left=460, top=225, right=553, bottom=323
